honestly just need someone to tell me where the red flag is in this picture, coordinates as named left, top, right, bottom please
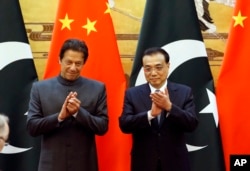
left=44, top=1, right=130, bottom=171
left=216, top=1, right=250, bottom=170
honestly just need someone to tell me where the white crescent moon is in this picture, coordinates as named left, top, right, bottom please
left=135, top=40, right=207, bottom=86
left=0, top=42, right=34, bottom=154
left=1, top=145, right=32, bottom=154
left=135, top=40, right=208, bottom=152
left=0, top=42, right=33, bottom=70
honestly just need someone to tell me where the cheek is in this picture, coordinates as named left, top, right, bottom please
left=76, top=66, right=83, bottom=71
left=144, top=73, right=150, bottom=80
left=159, top=72, right=168, bottom=79
left=61, top=66, right=68, bottom=72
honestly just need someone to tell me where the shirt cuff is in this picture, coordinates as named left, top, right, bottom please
left=147, top=110, right=155, bottom=124
left=58, top=118, right=64, bottom=122
left=73, top=112, right=78, bottom=118
left=166, top=112, right=170, bottom=118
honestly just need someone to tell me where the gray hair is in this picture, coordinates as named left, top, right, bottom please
left=0, top=114, right=9, bottom=131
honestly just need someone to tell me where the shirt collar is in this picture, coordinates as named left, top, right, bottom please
left=149, top=80, right=168, bottom=93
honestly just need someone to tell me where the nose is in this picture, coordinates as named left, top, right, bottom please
left=69, top=63, right=77, bottom=70
left=151, top=68, right=158, bottom=74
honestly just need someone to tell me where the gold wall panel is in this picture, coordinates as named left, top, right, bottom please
left=20, top=0, right=233, bottom=85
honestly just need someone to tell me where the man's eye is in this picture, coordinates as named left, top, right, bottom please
left=64, top=61, right=71, bottom=65
left=156, top=66, right=163, bottom=71
left=144, top=67, right=151, bottom=72
left=75, top=63, right=82, bottom=66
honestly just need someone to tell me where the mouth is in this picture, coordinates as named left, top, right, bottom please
left=150, top=78, right=159, bottom=81
left=65, top=72, right=78, bottom=79
left=67, top=72, right=77, bottom=76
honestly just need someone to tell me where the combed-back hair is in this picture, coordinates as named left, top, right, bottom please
left=59, top=38, right=89, bottom=64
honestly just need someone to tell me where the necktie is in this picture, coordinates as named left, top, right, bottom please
left=157, top=113, right=161, bottom=124
left=155, top=90, right=161, bottom=124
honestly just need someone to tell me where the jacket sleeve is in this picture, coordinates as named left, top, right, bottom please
left=119, top=89, right=151, bottom=133
left=26, top=82, right=61, bottom=137
left=75, top=84, right=108, bottom=136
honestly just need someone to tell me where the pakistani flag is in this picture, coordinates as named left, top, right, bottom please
left=130, top=0, right=225, bottom=170
left=0, top=0, right=40, bottom=170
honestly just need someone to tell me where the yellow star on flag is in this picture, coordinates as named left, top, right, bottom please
left=233, top=11, right=247, bottom=27
left=82, top=18, right=97, bottom=35
left=104, top=2, right=111, bottom=14
left=59, top=13, right=74, bottom=30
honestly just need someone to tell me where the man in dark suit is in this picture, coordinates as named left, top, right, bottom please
left=27, top=38, right=108, bottom=171
left=119, top=47, right=198, bottom=171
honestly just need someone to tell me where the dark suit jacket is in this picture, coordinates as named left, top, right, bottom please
left=119, top=81, right=198, bottom=171
left=27, top=75, right=108, bottom=171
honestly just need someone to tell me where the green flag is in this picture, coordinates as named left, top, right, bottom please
left=130, top=0, right=225, bottom=170
left=0, top=0, right=40, bottom=170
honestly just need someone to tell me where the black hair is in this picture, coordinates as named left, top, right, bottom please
left=59, top=38, right=89, bottom=64
left=142, top=47, right=170, bottom=64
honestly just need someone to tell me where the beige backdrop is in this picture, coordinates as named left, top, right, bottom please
left=20, top=0, right=234, bottom=85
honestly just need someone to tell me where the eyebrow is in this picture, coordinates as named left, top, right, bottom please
left=144, top=64, right=163, bottom=67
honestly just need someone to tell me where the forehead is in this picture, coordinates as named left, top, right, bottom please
left=143, top=53, right=166, bottom=65
left=62, top=50, right=84, bottom=61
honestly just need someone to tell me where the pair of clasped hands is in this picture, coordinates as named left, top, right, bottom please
left=150, top=88, right=172, bottom=117
left=58, top=91, right=81, bottom=121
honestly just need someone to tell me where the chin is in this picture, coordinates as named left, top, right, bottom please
left=149, top=80, right=159, bottom=84
left=64, top=75, right=77, bottom=81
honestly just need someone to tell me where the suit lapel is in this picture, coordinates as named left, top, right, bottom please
left=167, top=81, right=177, bottom=103
left=138, top=84, right=160, bottom=129
left=139, top=83, right=152, bottom=110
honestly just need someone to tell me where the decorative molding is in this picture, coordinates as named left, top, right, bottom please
left=26, top=23, right=225, bottom=64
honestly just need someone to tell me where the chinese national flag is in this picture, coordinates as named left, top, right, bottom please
left=44, top=1, right=130, bottom=171
left=216, top=0, right=250, bottom=170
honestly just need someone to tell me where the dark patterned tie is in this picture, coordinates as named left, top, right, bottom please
left=155, top=90, right=161, bottom=123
